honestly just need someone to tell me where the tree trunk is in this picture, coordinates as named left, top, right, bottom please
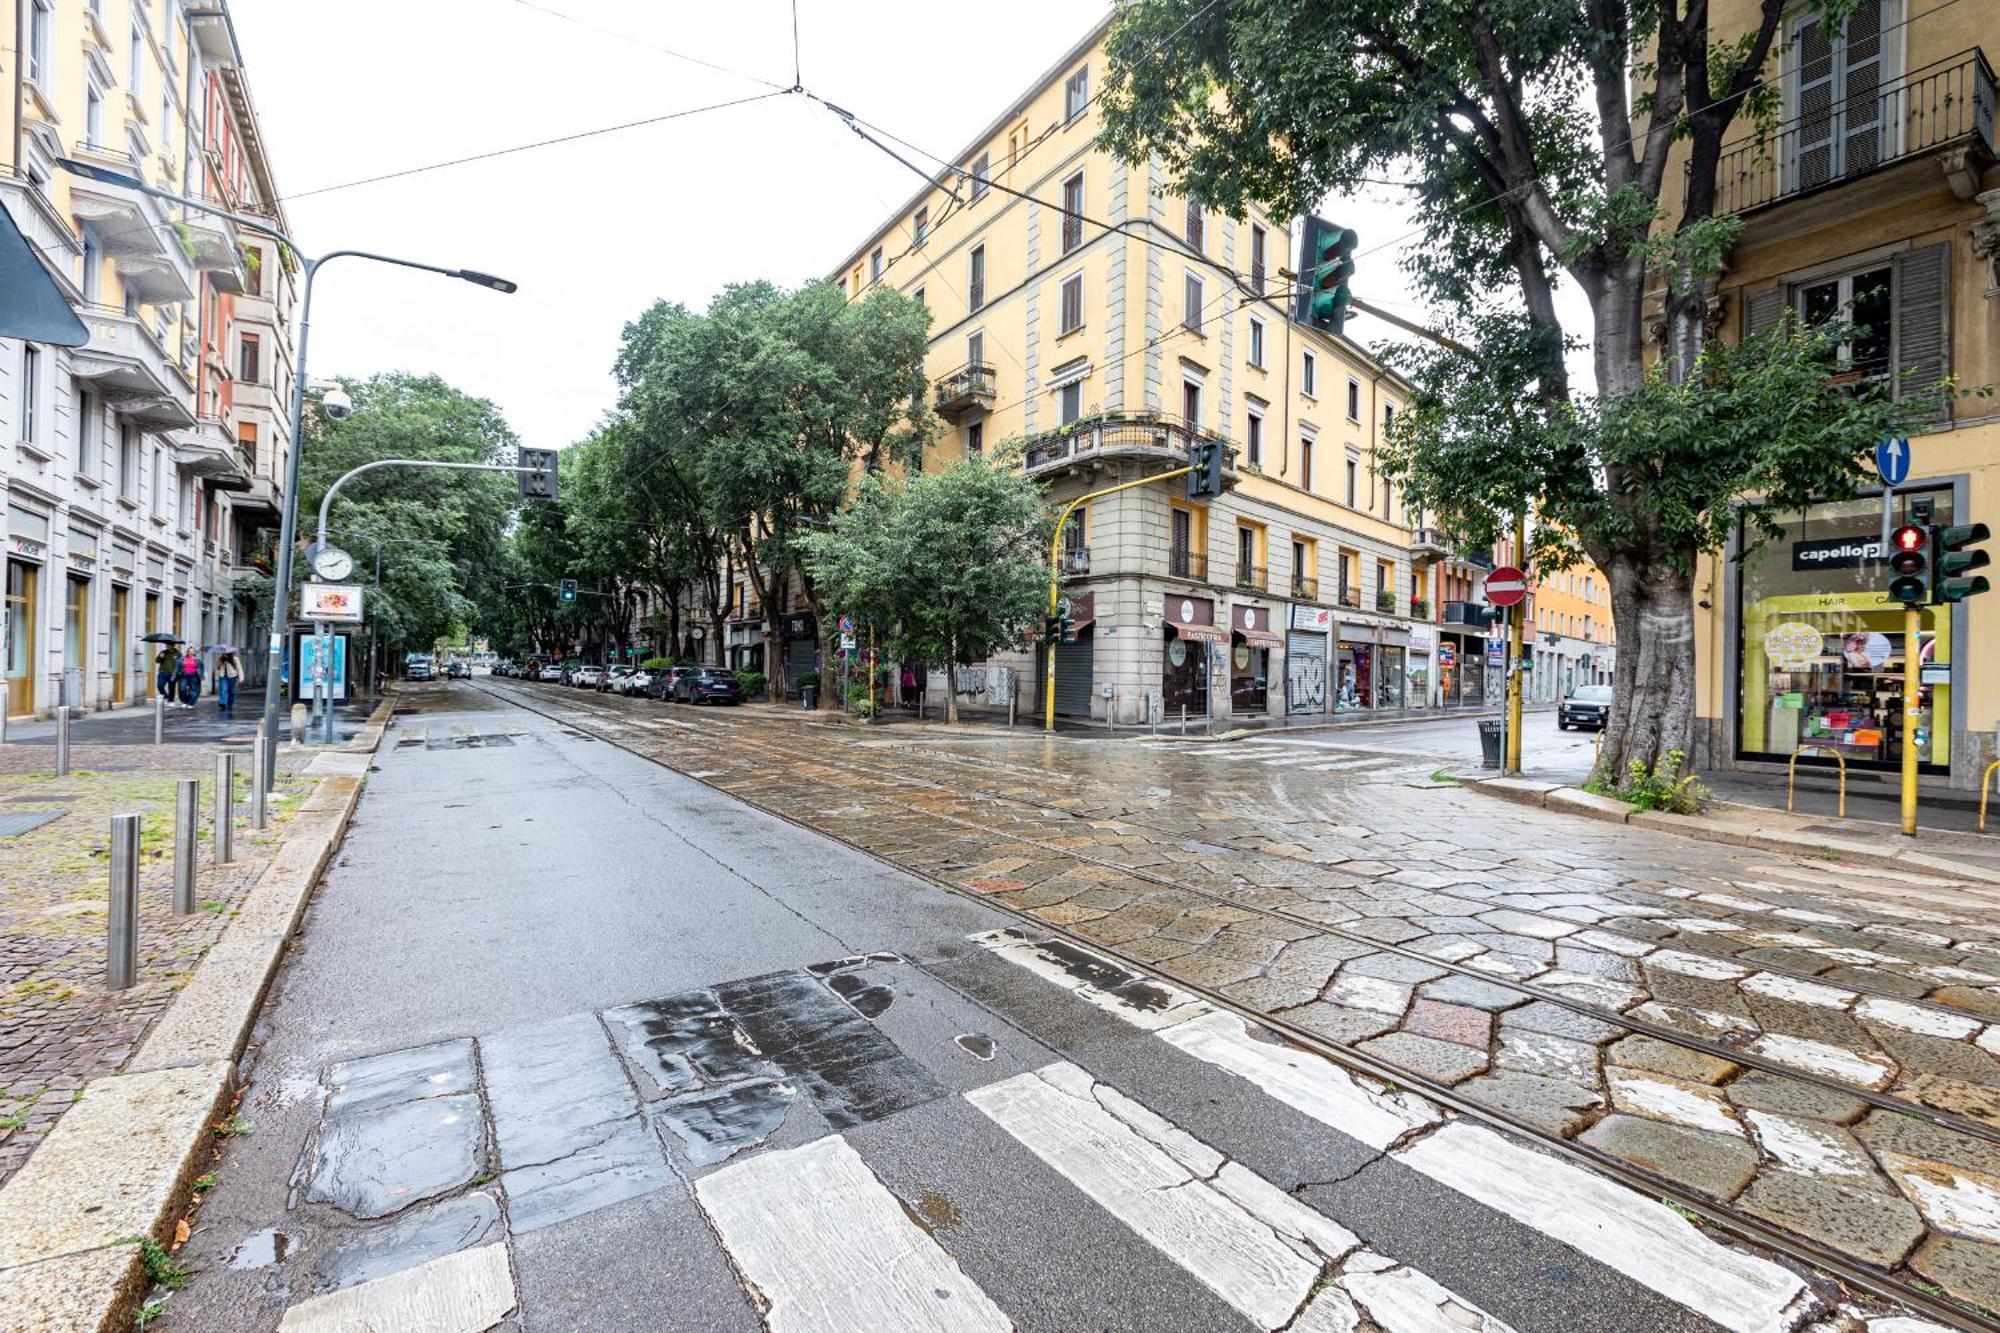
left=1591, top=554, right=1699, bottom=789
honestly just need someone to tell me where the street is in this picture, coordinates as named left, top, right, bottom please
left=159, top=681, right=2000, bottom=1331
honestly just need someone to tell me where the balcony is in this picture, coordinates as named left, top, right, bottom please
left=1235, top=563, right=1267, bottom=592
left=173, top=416, right=250, bottom=487
left=71, top=307, right=194, bottom=429
left=232, top=476, right=282, bottom=527
left=1410, top=527, right=1452, bottom=563
left=1443, top=601, right=1493, bottom=628
left=1412, top=597, right=1431, bottom=620
left=1376, top=588, right=1397, bottom=614
left=187, top=5, right=243, bottom=67
left=934, top=362, right=996, bottom=421
left=1714, top=49, right=1996, bottom=216
left=1061, top=546, right=1091, bottom=576
left=1023, top=411, right=1240, bottom=488
left=1336, top=584, right=1360, bottom=610
left=66, top=149, right=196, bottom=304
left=1168, top=547, right=1207, bottom=581
left=1292, top=575, right=1319, bottom=601
left=177, top=214, right=250, bottom=294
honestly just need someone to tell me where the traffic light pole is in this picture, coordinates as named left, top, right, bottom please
left=1902, top=604, right=1920, bottom=836
left=1044, top=467, right=1194, bottom=733
left=310, top=458, right=543, bottom=743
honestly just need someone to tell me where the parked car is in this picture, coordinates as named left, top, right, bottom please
left=572, top=665, right=605, bottom=689
left=536, top=662, right=564, bottom=683
left=495, top=660, right=516, bottom=678
left=675, top=666, right=745, bottom=705
left=446, top=659, right=471, bottom=679
left=620, top=667, right=655, bottom=696
left=606, top=666, right=637, bottom=694
left=405, top=654, right=435, bottom=682
left=1558, top=684, right=1613, bottom=731
left=652, top=666, right=693, bottom=701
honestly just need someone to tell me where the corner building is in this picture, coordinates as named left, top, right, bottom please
left=3, top=0, right=295, bottom=721
left=831, top=14, right=1425, bottom=724
left=1661, top=0, right=2000, bottom=788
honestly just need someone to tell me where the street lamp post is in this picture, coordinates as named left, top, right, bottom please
left=53, top=159, right=515, bottom=784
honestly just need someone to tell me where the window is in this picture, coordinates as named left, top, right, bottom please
left=1797, top=265, right=1893, bottom=378
left=1059, top=273, right=1083, bottom=335
left=86, top=79, right=106, bottom=148
left=1064, top=66, right=1089, bottom=121
left=1347, top=377, right=1361, bottom=420
left=966, top=421, right=983, bottom=455
left=1060, top=172, right=1084, bottom=254
left=1247, top=317, right=1265, bottom=369
left=130, top=23, right=145, bottom=92
left=1302, top=350, right=1317, bottom=397
left=1184, top=200, right=1204, bottom=251
left=1171, top=508, right=1193, bottom=571
left=1245, top=410, right=1262, bottom=466
left=1059, top=381, right=1083, bottom=425
left=1300, top=438, right=1313, bottom=491
left=913, top=207, right=928, bottom=245
left=1182, top=379, right=1201, bottom=426
left=967, top=330, right=984, bottom=367
left=968, top=245, right=986, bottom=311
left=1345, top=457, right=1358, bottom=507
left=20, top=346, right=42, bottom=445
left=119, top=423, right=139, bottom=499
left=1183, top=273, right=1204, bottom=333
left=1382, top=477, right=1392, bottom=519
left=969, top=153, right=990, bottom=200
left=28, top=0, right=52, bottom=87
left=1786, top=3, right=1890, bottom=193
left=236, top=420, right=257, bottom=469
left=870, top=247, right=883, bottom=282
left=912, top=286, right=925, bottom=309
left=1250, top=225, right=1266, bottom=293
left=76, top=386, right=96, bottom=472
left=150, top=445, right=164, bottom=517
left=1384, top=402, right=1396, bottom=436
left=1238, top=526, right=1255, bottom=572
left=238, top=333, right=261, bottom=384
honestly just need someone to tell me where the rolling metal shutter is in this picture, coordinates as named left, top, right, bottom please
left=1053, top=635, right=1094, bottom=717
left=1285, top=631, right=1326, bottom=714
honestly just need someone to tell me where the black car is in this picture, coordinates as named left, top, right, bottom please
left=1559, top=684, right=1613, bottom=730
left=651, top=666, right=693, bottom=701
left=446, top=660, right=471, bottom=679
left=675, top=667, right=745, bottom=705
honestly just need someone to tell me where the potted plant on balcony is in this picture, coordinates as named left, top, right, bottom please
left=1376, top=588, right=1397, bottom=613
left=1411, top=597, right=1430, bottom=619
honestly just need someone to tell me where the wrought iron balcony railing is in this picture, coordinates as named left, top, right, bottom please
left=933, top=362, right=996, bottom=420
left=1336, top=585, right=1361, bottom=610
left=1714, top=49, right=1996, bottom=215
left=1022, top=410, right=1239, bottom=484
left=1168, top=547, right=1207, bottom=581
left=1235, top=563, right=1267, bottom=592
left=1293, top=575, right=1319, bottom=601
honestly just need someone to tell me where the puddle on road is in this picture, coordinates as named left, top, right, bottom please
left=825, top=971, right=895, bottom=1019
left=314, top=1192, right=502, bottom=1294
left=656, top=1079, right=795, bottom=1167
left=228, top=1228, right=292, bottom=1270
left=955, top=1034, right=996, bottom=1061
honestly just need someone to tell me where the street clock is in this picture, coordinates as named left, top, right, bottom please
left=309, top=544, right=355, bottom=581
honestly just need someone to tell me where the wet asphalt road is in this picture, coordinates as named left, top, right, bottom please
left=159, top=685, right=1825, bottom=1331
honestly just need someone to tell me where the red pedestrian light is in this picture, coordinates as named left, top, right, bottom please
left=1893, top=524, right=1926, bottom=553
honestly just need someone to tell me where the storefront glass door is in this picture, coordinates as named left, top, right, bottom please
left=6, top=561, right=38, bottom=717
left=110, top=586, right=129, bottom=704
left=64, top=577, right=88, bottom=706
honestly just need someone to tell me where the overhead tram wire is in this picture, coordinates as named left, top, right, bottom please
left=501, top=0, right=791, bottom=92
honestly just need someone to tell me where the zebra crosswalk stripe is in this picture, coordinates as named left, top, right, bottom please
left=695, top=1134, right=1013, bottom=1332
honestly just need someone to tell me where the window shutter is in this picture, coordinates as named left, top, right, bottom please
left=1744, top=287, right=1784, bottom=339
left=1893, top=241, right=1950, bottom=423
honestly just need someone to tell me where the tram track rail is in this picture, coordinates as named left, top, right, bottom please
left=472, top=682, right=2000, bottom=1330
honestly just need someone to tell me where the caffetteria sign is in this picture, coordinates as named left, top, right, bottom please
left=1791, top=536, right=1884, bottom=570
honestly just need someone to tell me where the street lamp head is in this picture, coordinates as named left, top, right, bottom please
left=455, top=270, right=518, bottom=294
left=56, top=156, right=147, bottom=192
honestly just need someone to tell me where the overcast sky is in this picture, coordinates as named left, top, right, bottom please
left=230, top=0, right=1591, bottom=451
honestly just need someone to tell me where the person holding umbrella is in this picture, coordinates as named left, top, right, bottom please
left=143, top=632, right=183, bottom=701
left=211, top=646, right=242, bottom=719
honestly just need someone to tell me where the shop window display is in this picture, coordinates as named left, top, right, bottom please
left=1737, top=491, right=1953, bottom=772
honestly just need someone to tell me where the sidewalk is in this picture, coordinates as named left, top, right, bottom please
left=4, top=697, right=374, bottom=748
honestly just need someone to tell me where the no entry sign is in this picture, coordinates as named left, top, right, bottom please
left=1483, top=566, right=1528, bottom=608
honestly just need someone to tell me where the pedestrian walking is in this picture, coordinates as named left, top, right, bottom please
left=154, top=647, right=178, bottom=701
left=900, top=665, right=917, bottom=710
left=215, top=652, right=242, bottom=719
left=177, top=648, right=202, bottom=707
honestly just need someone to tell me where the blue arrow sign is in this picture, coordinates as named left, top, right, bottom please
left=1875, top=437, right=1910, bottom=487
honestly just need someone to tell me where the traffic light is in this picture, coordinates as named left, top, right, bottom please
left=558, top=578, right=578, bottom=605
left=1933, top=522, right=1992, bottom=603
left=518, top=448, right=559, bottom=502
left=1296, top=215, right=1357, bottom=334
left=1887, top=524, right=1931, bottom=605
left=1186, top=439, right=1225, bottom=500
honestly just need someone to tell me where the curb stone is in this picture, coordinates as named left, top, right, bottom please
left=0, top=712, right=387, bottom=1333
left=1461, top=776, right=2000, bottom=885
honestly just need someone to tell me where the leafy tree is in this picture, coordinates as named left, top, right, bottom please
left=802, top=456, right=1050, bottom=723
left=1098, top=0, right=1955, bottom=783
left=296, top=372, right=519, bottom=672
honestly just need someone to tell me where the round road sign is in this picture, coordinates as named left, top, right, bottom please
left=1483, top=565, right=1529, bottom=608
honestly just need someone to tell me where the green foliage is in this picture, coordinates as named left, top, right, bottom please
left=124, top=1237, right=191, bottom=1291
left=190, top=1173, right=217, bottom=1193
left=1595, top=749, right=1710, bottom=813
left=846, top=683, right=878, bottom=719
left=212, top=1114, right=252, bottom=1139
left=640, top=656, right=674, bottom=670
left=734, top=671, right=768, bottom=698
left=801, top=457, right=1050, bottom=721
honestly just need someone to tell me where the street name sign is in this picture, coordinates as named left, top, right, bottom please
left=1483, top=566, right=1528, bottom=608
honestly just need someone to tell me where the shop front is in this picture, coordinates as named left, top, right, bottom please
left=1285, top=605, right=1331, bottom=715
left=1407, top=625, right=1434, bottom=708
left=1735, top=490, right=1956, bottom=774
left=781, top=612, right=818, bottom=692
left=1047, top=591, right=1094, bottom=718
left=6, top=504, right=50, bottom=719
left=1162, top=594, right=1224, bottom=716
left=1437, top=631, right=1486, bottom=706
left=1229, top=603, right=1280, bottom=715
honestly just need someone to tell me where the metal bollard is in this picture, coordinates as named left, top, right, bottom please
left=251, top=723, right=269, bottom=829
left=154, top=693, right=165, bottom=746
left=1180, top=705, right=1187, bottom=736
left=173, top=779, right=198, bottom=914
left=55, top=705, right=71, bottom=776
left=214, top=753, right=235, bottom=865
left=107, top=813, right=140, bottom=989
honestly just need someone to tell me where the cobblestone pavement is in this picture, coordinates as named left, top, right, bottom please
left=0, top=742, right=315, bottom=1184
left=485, top=679, right=2000, bottom=1318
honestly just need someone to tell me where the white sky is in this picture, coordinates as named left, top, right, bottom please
left=230, top=0, right=1593, bottom=452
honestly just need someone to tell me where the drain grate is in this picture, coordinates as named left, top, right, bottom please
left=0, top=810, right=68, bottom=837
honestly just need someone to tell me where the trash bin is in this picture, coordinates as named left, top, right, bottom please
left=801, top=684, right=818, bottom=710
left=1478, top=719, right=1503, bottom=769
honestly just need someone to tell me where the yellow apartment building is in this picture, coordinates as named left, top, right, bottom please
left=818, top=13, right=1428, bottom=724
left=1530, top=561, right=1616, bottom=703
left=1657, top=0, right=1998, bottom=789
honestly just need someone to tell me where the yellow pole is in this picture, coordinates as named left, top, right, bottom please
left=1901, top=604, right=1920, bottom=835
left=1044, top=466, right=1195, bottom=732
left=1505, top=513, right=1526, bottom=774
